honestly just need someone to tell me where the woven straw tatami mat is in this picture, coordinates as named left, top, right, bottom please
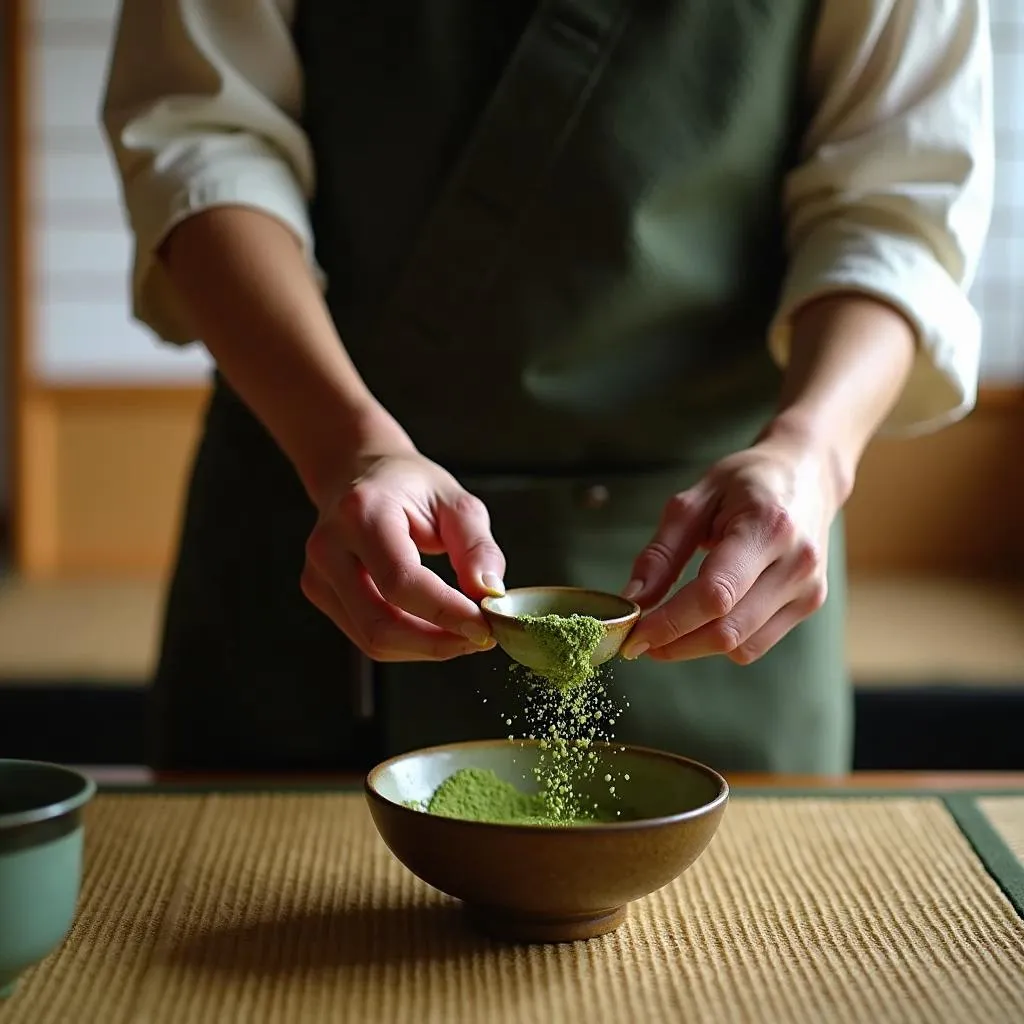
left=979, top=796, right=1024, bottom=864
left=3, top=794, right=1024, bottom=1024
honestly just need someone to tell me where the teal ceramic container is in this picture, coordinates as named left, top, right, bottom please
left=0, top=760, right=96, bottom=999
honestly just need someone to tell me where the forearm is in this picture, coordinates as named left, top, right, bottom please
left=160, top=206, right=413, bottom=505
left=762, top=293, right=916, bottom=501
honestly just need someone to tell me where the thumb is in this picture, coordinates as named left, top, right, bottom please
left=623, top=487, right=713, bottom=609
left=437, top=491, right=507, bottom=599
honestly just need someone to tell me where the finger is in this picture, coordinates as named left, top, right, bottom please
left=404, top=509, right=445, bottom=556
left=300, top=561, right=358, bottom=633
left=725, top=581, right=828, bottom=665
left=644, top=562, right=797, bottom=662
left=301, top=561, right=493, bottom=661
left=328, top=496, right=491, bottom=643
left=341, top=558, right=498, bottom=660
left=622, top=488, right=712, bottom=609
left=436, top=491, right=507, bottom=598
left=622, top=511, right=780, bottom=657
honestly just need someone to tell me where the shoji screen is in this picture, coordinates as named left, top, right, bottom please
left=29, top=0, right=211, bottom=383
left=973, top=0, right=1024, bottom=381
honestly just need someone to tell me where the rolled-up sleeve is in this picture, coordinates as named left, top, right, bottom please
left=770, top=0, right=994, bottom=434
left=101, top=0, right=317, bottom=345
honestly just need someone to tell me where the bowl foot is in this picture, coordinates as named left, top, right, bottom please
left=465, top=903, right=628, bottom=943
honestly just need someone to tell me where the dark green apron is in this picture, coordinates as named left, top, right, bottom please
left=152, top=0, right=852, bottom=774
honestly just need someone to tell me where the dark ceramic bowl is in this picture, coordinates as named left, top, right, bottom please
left=365, top=739, right=728, bottom=943
left=0, top=760, right=96, bottom=999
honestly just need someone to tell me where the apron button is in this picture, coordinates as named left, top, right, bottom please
left=581, top=484, right=610, bottom=509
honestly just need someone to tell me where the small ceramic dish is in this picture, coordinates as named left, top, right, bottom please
left=365, top=739, right=728, bottom=943
left=480, top=586, right=640, bottom=675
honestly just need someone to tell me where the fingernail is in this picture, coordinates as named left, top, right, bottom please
left=622, top=579, right=644, bottom=601
left=481, top=573, right=506, bottom=597
left=621, top=641, right=650, bottom=661
left=461, top=622, right=492, bottom=646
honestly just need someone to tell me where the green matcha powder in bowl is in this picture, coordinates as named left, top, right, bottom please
left=365, top=739, right=730, bottom=943
left=408, top=767, right=616, bottom=826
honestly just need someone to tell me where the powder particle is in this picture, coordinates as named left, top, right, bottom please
left=511, top=661, right=625, bottom=822
left=516, top=612, right=605, bottom=690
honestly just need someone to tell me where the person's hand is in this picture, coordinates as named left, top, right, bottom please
left=300, top=451, right=506, bottom=661
left=620, top=429, right=842, bottom=664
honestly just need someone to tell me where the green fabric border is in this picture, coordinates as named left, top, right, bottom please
left=731, top=787, right=1024, bottom=799
left=944, top=795, right=1024, bottom=922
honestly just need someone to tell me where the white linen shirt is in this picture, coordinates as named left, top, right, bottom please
left=101, top=0, right=995, bottom=434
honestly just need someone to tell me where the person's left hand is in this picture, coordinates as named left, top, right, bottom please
left=619, top=428, right=844, bottom=664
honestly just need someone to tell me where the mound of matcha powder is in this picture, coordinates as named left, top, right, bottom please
left=420, top=767, right=606, bottom=826
left=425, top=767, right=543, bottom=823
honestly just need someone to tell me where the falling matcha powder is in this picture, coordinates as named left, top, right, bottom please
left=512, top=609, right=628, bottom=822
left=415, top=608, right=631, bottom=825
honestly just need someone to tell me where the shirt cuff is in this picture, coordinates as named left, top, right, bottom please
left=124, top=145, right=322, bottom=346
left=768, top=224, right=981, bottom=436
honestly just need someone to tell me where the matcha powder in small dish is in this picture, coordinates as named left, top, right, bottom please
left=516, top=612, right=605, bottom=690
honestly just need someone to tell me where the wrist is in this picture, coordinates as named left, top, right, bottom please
left=762, top=293, right=917, bottom=507
left=295, top=399, right=417, bottom=509
left=758, top=410, right=857, bottom=508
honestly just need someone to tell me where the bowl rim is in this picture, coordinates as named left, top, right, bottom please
left=365, top=738, right=729, bottom=833
left=0, top=759, right=97, bottom=831
left=480, top=586, right=640, bottom=627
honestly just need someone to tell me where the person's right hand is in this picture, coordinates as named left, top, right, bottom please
left=300, top=451, right=506, bottom=661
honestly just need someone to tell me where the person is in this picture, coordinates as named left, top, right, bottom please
left=101, top=1, right=993, bottom=775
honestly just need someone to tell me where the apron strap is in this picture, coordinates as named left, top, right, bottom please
left=376, top=0, right=635, bottom=345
